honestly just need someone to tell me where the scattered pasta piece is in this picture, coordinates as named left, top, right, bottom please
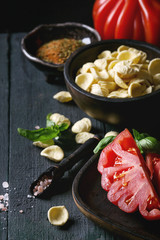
left=40, top=145, right=64, bottom=162
left=33, top=139, right=54, bottom=148
left=49, top=113, right=71, bottom=127
left=47, top=206, right=69, bottom=226
left=75, top=132, right=94, bottom=144
left=71, top=118, right=91, bottom=133
left=53, top=91, right=72, bottom=102
left=75, top=45, right=160, bottom=98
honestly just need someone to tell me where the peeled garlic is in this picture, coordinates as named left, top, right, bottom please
left=75, top=132, right=94, bottom=144
left=53, top=91, right=72, bottom=103
left=47, top=206, right=69, bottom=226
left=40, top=145, right=64, bottom=162
left=71, top=118, right=91, bottom=133
left=49, top=113, right=71, bottom=127
left=33, top=139, right=54, bottom=148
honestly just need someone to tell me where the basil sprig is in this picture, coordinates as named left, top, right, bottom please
left=132, top=129, right=160, bottom=154
left=94, top=129, right=160, bottom=155
left=17, top=113, right=69, bottom=142
left=93, top=135, right=116, bottom=154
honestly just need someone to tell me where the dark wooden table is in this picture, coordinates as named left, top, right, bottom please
left=0, top=33, right=153, bottom=240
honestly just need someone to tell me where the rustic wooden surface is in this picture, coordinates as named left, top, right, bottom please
left=0, top=33, right=136, bottom=240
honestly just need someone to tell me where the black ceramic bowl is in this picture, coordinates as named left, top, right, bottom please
left=64, top=39, right=160, bottom=128
left=21, top=22, right=101, bottom=81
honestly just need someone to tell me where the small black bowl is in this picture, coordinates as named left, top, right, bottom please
left=64, top=39, right=160, bottom=130
left=21, top=22, right=101, bottom=82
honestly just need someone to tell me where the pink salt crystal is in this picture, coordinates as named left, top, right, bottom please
left=0, top=203, right=4, bottom=209
left=0, top=195, right=4, bottom=200
left=37, top=186, right=43, bottom=193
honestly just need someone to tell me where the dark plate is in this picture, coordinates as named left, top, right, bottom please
left=72, top=154, right=160, bottom=240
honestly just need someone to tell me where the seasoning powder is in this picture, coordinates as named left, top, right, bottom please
left=36, top=38, right=84, bottom=64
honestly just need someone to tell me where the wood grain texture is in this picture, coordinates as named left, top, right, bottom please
left=0, top=33, right=126, bottom=240
left=0, top=34, right=9, bottom=240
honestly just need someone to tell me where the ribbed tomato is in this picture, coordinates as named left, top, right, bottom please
left=92, top=0, right=160, bottom=47
left=98, top=129, right=160, bottom=220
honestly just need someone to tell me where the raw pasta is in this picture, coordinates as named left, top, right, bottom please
left=47, top=206, right=69, bottom=226
left=71, top=118, right=91, bottom=133
left=40, top=145, right=64, bottom=162
left=53, top=91, right=72, bottom=102
left=75, top=45, right=160, bottom=98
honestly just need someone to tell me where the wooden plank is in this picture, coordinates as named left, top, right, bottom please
left=0, top=34, right=9, bottom=240
left=8, top=33, right=124, bottom=240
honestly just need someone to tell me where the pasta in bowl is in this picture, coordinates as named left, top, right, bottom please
left=75, top=45, right=160, bottom=98
left=64, top=39, right=160, bottom=126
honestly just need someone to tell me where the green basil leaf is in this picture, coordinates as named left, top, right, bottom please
left=94, top=136, right=115, bottom=154
left=132, top=129, right=149, bottom=141
left=138, top=137, right=160, bottom=154
left=17, top=126, right=61, bottom=142
left=58, top=123, right=69, bottom=131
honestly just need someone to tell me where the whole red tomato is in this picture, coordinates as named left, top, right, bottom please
left=92, top=0, right=160, bottom=47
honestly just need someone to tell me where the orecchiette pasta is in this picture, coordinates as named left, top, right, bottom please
left=33, top=139, right=54, bottom=148
left=40, top=145, right=64, bottom=162
left=75, top=132, right=94, bottom=144
left=49, top=113, right=71, bottom=127
left=75, top=45, right=160, bottom=98
left=53, top=91, right=72, bottom=103
left=71, top=118, right=91, bottom=133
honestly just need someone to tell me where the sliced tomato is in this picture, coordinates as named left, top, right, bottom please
left=98, top=129, right=160, bottom=220
left=146, top=153, right=160, bottom=197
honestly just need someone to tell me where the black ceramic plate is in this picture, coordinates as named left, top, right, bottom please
left=72, top=154, right=160, bottom=240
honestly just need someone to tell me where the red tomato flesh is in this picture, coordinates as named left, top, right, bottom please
left=98, top=129, right=160, bottom=220
left=146, top=153, right=160, bottom=197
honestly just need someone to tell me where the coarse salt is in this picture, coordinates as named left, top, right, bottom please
left=0, top=195, right=4, bottom=200
left=2, top=182, right=9, bottom=189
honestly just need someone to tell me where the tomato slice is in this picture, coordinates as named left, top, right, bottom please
left=146, top=153, right=160, bottom=197
left=98, top=129, right=160, bottom=220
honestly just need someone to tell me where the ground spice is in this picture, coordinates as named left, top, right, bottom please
left=36, top=38, right=84, bottom=64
